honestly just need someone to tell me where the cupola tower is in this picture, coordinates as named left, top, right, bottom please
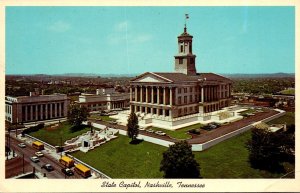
left=174, top=23, right=197, bottom=76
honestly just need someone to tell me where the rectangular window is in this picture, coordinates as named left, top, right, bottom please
left=180, top=45, right=183, bottom=52
left=190, top=95, right=193, bottom=103
left=178, top=88, right=181, bottom=94
left=190, top=87, right=193, bottom=92
left=184, top=96, right=187, bottom=104
left=179, top=58, right=183, bottom=64
left=178, top=96, right=182, bottom=105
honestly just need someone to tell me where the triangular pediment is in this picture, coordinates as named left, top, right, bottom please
left=131, top=72, right=173, bottom=83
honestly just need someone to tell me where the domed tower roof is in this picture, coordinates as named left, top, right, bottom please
left=178, top=25, right=193, bottom=38
left=178, top=25, right=193, bottom=42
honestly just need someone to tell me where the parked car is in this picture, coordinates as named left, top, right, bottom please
left=108, top=121, right=117, bottom=125
left=155, top=131, right=166, bottom=136
left=30, top=156, right=39, bottom=163
left=146, top=129, right=154, bottom=133
left=42, top=164, right=54, bottom=171
left=18, top=143, right=26, bottom=148
left=35, top=151, right=44, bottom=157
left=61, top=168, right=74, bottom=176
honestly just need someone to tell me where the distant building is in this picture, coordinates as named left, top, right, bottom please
left=5, top=92, right=70, bottom=124
left=77, top=87, right=130, bottom=112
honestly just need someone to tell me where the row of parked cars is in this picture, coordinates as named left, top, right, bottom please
left=202, top=122, right=221, bottom=131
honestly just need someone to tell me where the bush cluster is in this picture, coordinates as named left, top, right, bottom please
left=22, top=123, right=44, bottom=135
left=189, top=128, right=201, bottom=135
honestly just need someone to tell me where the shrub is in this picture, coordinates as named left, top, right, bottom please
left=22, top=123, right=45, bottom=135
left=189, top=128, right=200, bottom=135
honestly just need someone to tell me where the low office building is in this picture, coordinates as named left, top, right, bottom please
left=5, top=92, right=70, bottom=124
left=77, top=88, right=130, bottom=112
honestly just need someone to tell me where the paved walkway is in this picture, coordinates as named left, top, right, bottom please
left=90, top=109, right=279, bottom=145
left=188, top=110, right=279, bottom=144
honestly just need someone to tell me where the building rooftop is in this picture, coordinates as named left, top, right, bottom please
left=132, top=72, right=232, bottom=84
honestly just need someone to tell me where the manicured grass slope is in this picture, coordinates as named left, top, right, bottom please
left=29, top=122, right=91, bottom=146
left=71, top=135, right=166, bottom=178
left=71, top=131, right=294, bottom=178
left=268, top=112, right=295, bottom=126
left=194, top=130, right=293, bottom=178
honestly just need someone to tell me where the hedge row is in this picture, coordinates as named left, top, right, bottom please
left=22, top=123, right=45, bottom=135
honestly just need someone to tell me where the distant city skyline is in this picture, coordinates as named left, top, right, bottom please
left=6, top=6, right=295, bottom=75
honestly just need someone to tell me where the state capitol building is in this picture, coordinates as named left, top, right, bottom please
left=119, top=24, right=233, bottom=130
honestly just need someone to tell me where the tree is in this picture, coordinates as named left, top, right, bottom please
left=67, top=104, right=88, bottom=127
left=246, top=128, right=288, bottom=173
left=160, top=140, right=200, bottom=178
left=127, top=111, right=139, bottom=142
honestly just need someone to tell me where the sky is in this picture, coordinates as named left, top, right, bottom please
left=6, top=6, right=295, bottom=75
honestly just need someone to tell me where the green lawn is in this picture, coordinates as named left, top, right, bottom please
left=71, top=135, right=166, bottom=178
left=150, top=123, right=203, bottom=140
left=240, top=108, right=256, bottom=116
left=89, top=115, right=116, bottom=122
left=267, top=112, right=295, bottom=126
left=194, top=130, right=294, bottom=178
left=71, top=130, right=294, bottom=178
left=29, top=122, right=92, bottom=146
left=280, top=88, right=295, bottom=95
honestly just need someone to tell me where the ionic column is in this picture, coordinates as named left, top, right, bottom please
left=210, top=87, right=212, bottom=102
left=151, top=87, right=154, bottom=104
left=163, top=109, right=166, bottom=116
left=157, top=87, right=160, bottom=104
left=201, top=87, right=204, bottom=103
left=45, top=104, right=48, bottom=119
left=140, top=86, right=143, bottom=102
left=40, top=104, right=43, bottom=120
left=130, top=87, right=133, bottom=102
left=151, top=107, right=153, bottom=114
left=34, top=105, right=37, bottom=121
left=134, top=105, right=137, bottom=112
left=163, top=87, right=166, bottom=105
left=59, top=103, right=62, bottom=117
left=54, top=103, right=57, bottom=118
left=146, top=87, right=148, bottom=103
left=212, top=87, right=214, bottom=101
left=135, top=86, right=138, bottom=102
left=170, top=87, right=173, bottom=105
left=50, top=103, right=53, bottom=119
left=30, top=105, right=33, bottom=120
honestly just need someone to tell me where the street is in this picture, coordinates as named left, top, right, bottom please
left=6, top=136, right=82, bottom=179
